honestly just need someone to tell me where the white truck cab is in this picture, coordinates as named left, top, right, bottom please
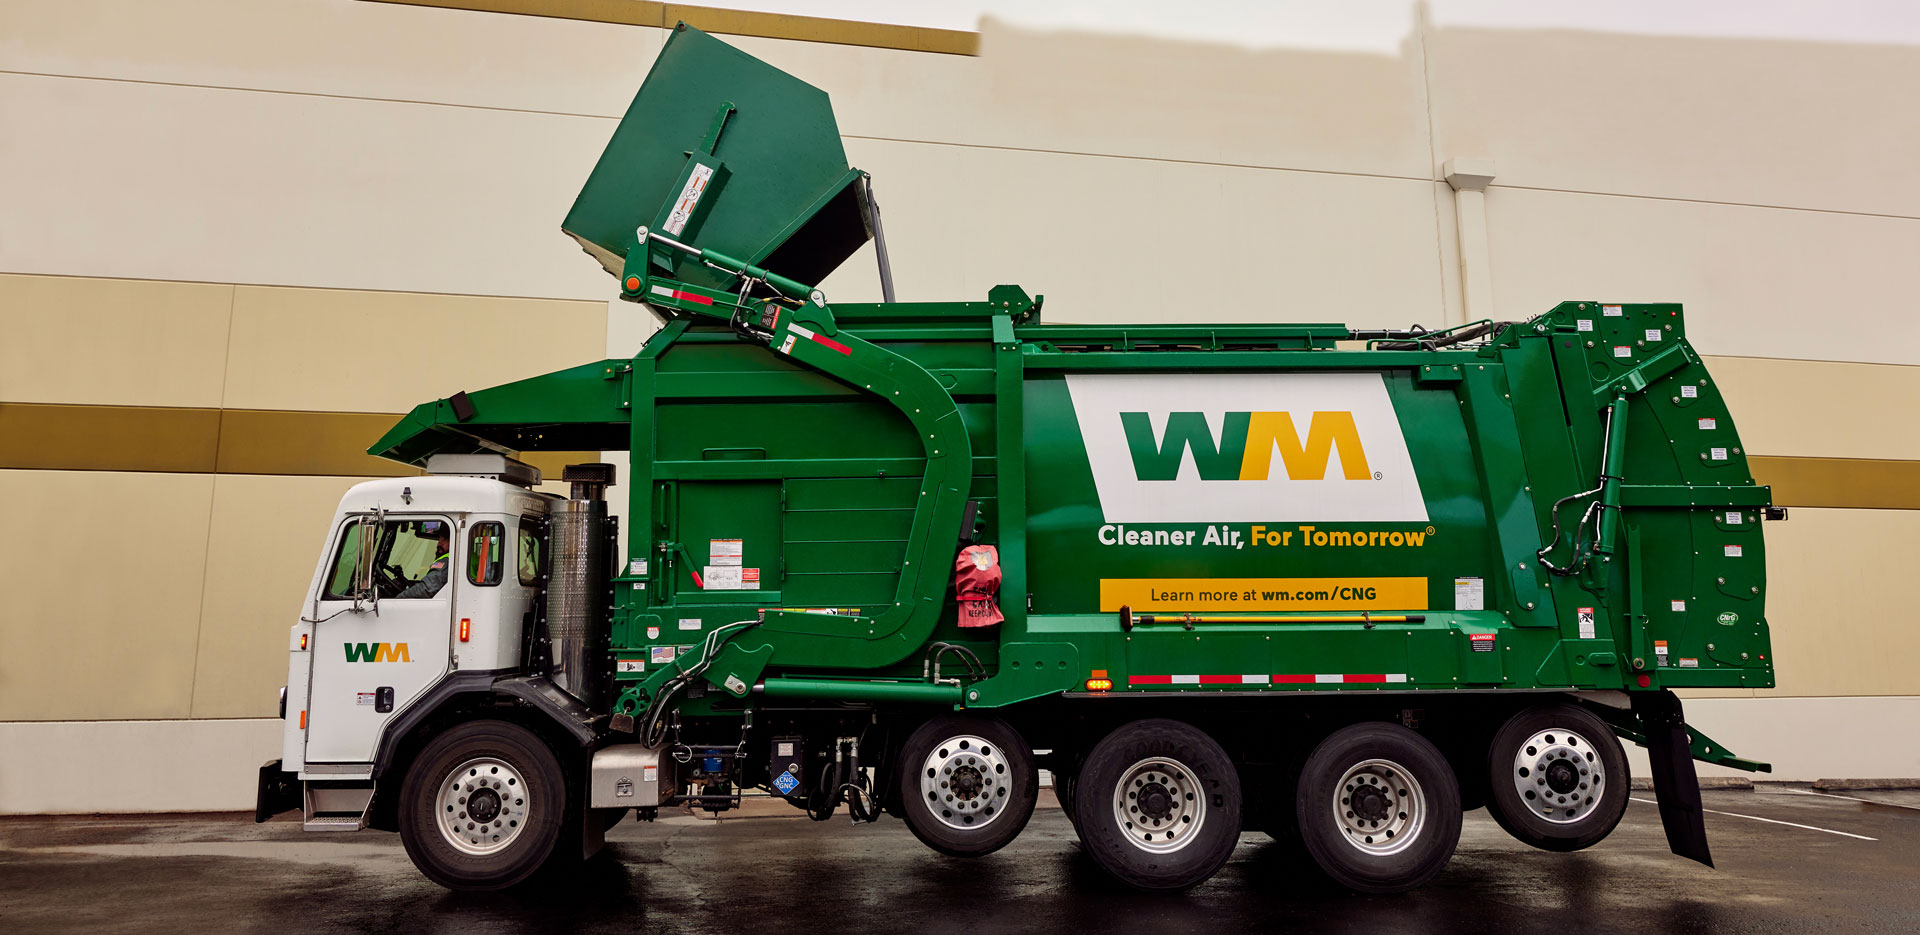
left=270, top=456, right=562, bottom=829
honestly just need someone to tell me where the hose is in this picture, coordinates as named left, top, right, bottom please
left=639, top=617, right=762, bottom=748
left=1537, top=404, right=1618, bottom=577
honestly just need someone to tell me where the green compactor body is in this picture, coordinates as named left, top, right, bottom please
left=367, top=24, right=1778, bottom=890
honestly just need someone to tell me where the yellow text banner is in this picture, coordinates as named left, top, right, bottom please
left=1099, top=577, right=1428, bottom=612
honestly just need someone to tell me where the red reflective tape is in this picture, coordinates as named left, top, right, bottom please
left=1345, top=674, right=1388, bottom=683
left=811, top=333, right=852, bottom=355
left=1198, top=674, right=1241, bottom=684
left=673, top=290, right=713, bottom=306
left=1128, top=674, right=1173, bottom=685
left=1273, top=674, right=1315, bottom=684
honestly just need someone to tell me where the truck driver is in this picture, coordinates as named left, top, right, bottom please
left=395, top=523, right=451, bottom=599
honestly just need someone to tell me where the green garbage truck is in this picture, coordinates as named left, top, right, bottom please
left=256, top=24, right=1780, bottom=894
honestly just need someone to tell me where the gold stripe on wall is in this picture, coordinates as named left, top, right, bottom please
left=6, top=402, right=1919, bottom=508
left=0, top=403, right=593, bottom=479
left=1750, top=456, right=1920, bottom=511
left=365, top=0, right=982, bottom=55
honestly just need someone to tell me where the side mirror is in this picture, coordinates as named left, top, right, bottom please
left=351, top=510, right=384, bottom=614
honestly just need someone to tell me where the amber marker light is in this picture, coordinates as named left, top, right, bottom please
left=299, top=633, right=308, bottom=651
left=1085, top=669, right=1113, bottom=691
left=459, top=618, right=471, bottom=642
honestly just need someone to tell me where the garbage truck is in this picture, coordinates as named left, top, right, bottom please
left=256, top=24, right=1780, bottom=894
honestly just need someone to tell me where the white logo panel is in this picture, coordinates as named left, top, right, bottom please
left=1064, top=372, right=1428, bottom=523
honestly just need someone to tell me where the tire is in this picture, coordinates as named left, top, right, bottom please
left=1295, top=722, right=1461, bottom=894
left=1072, top=719, right=1241, bottom=891
left=399, top=720, right=568, bottom=891
left=896, top=715, right=1037, bottom=857
left=1484, top=704, right=1629, bottom=852
left=1054, top=770, right=1079, bottom=829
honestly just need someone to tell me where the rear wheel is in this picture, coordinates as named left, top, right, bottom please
left=896, top=715, right=1037, bottom=857
left=1296, top=722, right=1461, bottom=894
left=1484, top=704, right=1629, bottom=851
left=1053, top=769, right=1079, bottom=829
left=399, top=720, right=566, bottom=891
left=1072, top=719, right=1241, bottom=891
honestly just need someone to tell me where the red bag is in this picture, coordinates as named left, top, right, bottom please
left=954, top=544, right=1003, bottom=628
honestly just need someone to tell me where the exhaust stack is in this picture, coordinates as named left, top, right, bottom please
left=548, top=463, right=615, bottom=708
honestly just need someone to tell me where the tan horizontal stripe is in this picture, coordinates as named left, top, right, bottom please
left=1750, top=456, right=1920, bottom=511
left=0, top=403, right=593, bottom=480
left=365, top=1, right=981, bottom=55
left=8, top=403, right=1918, bottom=508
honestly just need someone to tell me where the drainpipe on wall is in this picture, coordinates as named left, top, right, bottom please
left=1443, top=157, right=1497, bottom=328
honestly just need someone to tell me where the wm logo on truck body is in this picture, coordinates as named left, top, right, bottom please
left=343, top=642, right=411, bottom=663
left=1122, top=411, right=1371, bottom=481
left=1065, top=372, right=1428, bottom=523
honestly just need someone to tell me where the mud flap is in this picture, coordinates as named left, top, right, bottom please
left=1632, top=690, right=1713, bottom=867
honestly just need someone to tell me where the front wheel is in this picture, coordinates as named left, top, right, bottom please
left=1484, top=704, right=1629, bottom=851
left=896, top=715, right=1037, bottom=857
left=399, top=720, right=567, bottom=891
left=1296, top=722, right=1461, bottom=894
left=1072, top=719, right=1241, bottom=891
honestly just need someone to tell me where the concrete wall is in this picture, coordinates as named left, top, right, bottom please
left=2, top=0, right=1916, bottom=811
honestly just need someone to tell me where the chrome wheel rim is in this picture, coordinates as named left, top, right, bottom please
left=437, top=757, right=531, bottom=855
left=919, top=735, right=1011, bottom=831
left=1110, top=756, right=1206, bottom=854
left=1333, top=758, right=1423, bottom=855
left=1511, top=727, right=1603, bottom=823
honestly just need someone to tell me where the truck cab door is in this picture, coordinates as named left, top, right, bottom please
left=303, top=514, right=458, bottom=764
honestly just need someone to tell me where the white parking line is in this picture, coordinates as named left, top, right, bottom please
left=1629, top=797, right=1878, bottom=841
left=1779, top=788, right=1920, bottom=811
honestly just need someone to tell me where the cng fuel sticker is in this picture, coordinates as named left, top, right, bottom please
left=1099, top=577, right=1426, bottom=612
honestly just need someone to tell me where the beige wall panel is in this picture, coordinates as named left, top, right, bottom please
left=1762, top=508, right=1920, bottom=697
left=222, top=286, right=606, bottom=412
left=192, top=474, right=362, bottom=718
left=1706, top=357, right=1920, bottom=462
left=4, top=3, right=1435, bottom=180
left=734, top=19, right=1436, bottom=179
left=1427, top=27, right=1920, bottom=217
left=0, top=73, right=616, bottom=301
left=0, top=274, right=233, bottom=407
left=836, top=138, right=1445, bottom=321
left=0, top=470, right=214, bottom=720
left=1484, top=187, right=1920, bottom=366
left=0, top=718, right=283, bottom=814
left=1624, top=697, right=1920, bottom=782
left=0, top=0, right=661, bottom=118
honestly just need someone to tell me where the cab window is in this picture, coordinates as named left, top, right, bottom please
left=518, top=518, right=544, bottom=586
left=321, top=517, right=453, bottom=600
left=468, top=522, right=504, bottom=586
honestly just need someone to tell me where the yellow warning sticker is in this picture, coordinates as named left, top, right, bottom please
left=1099, top=577, right=1428, bottom=612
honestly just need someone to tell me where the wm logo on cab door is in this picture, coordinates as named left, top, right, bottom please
left=1065, top=372, right=1428, bottom=523
left=343, top=642, right=411, bottom=663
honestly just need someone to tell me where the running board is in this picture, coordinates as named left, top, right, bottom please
left=303, top=781, right=375, bottom=832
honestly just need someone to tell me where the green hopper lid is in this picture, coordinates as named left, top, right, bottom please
left=562, top=24, right=872, bottom=293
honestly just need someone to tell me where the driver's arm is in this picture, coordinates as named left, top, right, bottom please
left=394, top=561, right=447, bottom=599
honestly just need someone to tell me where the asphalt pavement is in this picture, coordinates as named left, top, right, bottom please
left=4, top=786, right=1917, bottom=934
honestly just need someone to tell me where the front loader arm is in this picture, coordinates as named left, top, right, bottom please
left=624, top=247, right=973, bottom=703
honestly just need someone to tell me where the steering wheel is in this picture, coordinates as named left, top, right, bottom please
left=373, top=562, right=408, bottom=598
